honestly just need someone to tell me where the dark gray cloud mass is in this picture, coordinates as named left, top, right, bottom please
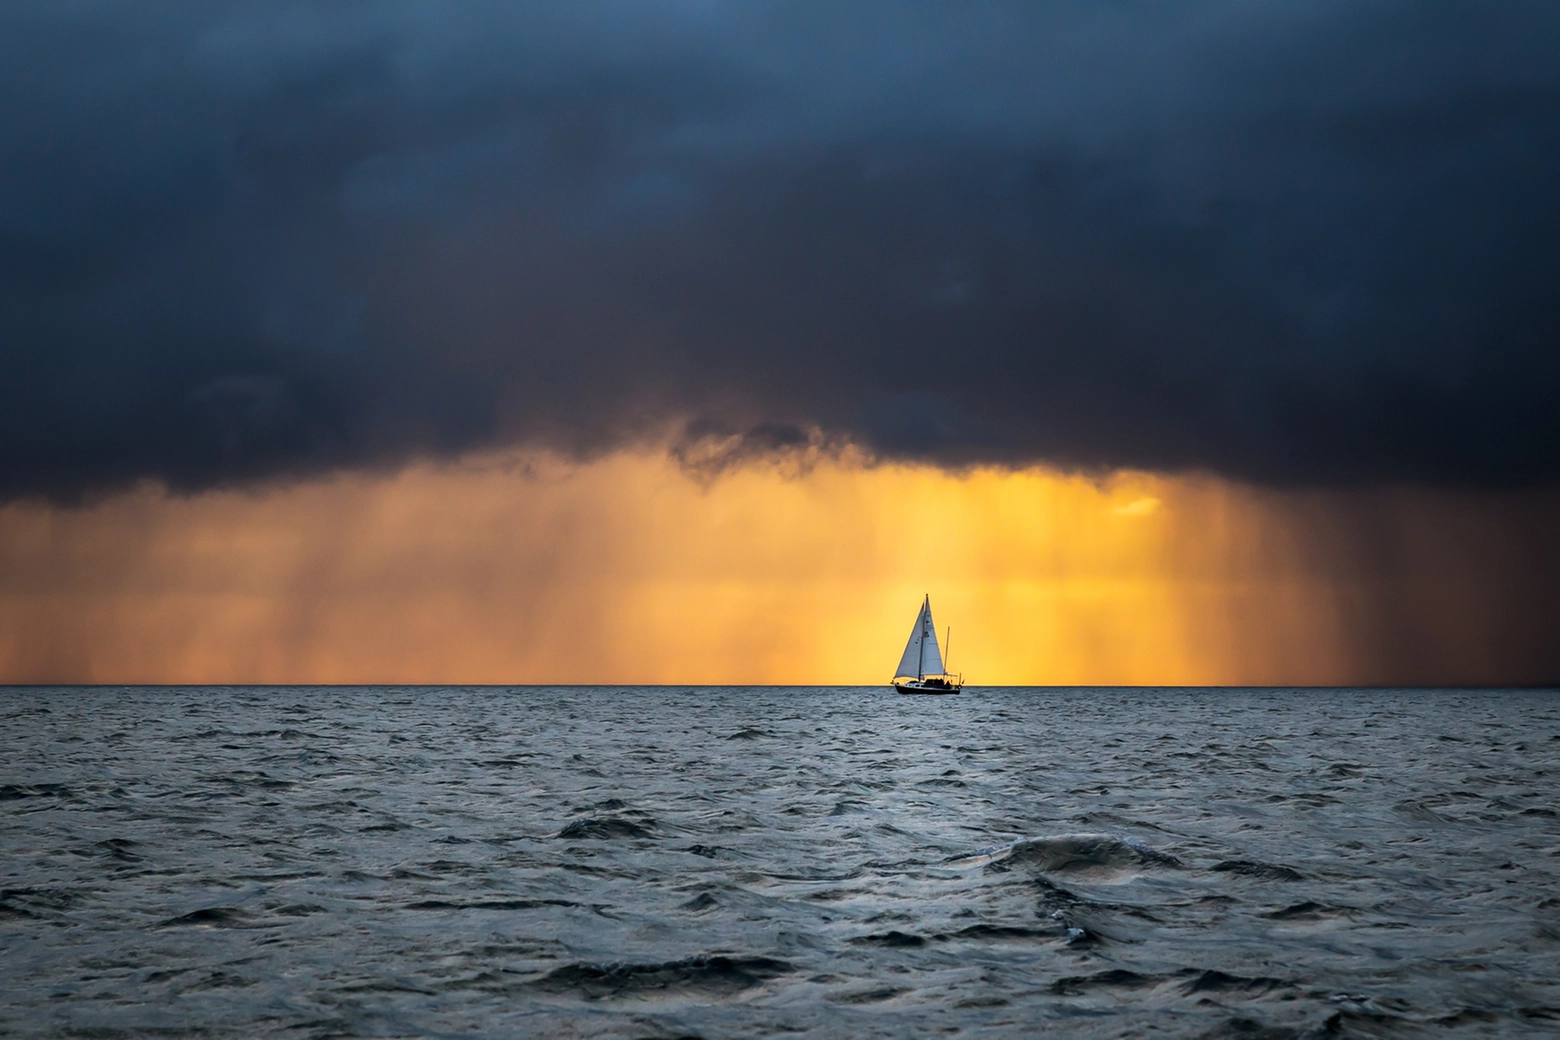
left=3, top=0, right=1559, bottom=500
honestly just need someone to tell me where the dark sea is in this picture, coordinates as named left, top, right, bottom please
left=3, top=686, right=1559, bottom=1038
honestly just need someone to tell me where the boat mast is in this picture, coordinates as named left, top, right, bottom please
left=917, top=594, right=928, bottom=680
left=944, top=626, right=951, bottom=677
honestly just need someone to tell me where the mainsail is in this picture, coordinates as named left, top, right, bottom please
left=894, top=595, right=945, bottom=679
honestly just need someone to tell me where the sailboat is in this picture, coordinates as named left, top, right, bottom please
left=891, top=595, right=964, bottom=694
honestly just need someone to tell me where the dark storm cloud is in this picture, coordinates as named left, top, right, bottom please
left=4, top=0, right=1559, bottom=499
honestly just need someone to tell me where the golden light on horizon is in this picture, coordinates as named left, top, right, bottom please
left=0, top=451, right=1552, bottom=686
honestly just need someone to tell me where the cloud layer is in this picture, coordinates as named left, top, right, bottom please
left=5, top=1, right=1559, bottom=499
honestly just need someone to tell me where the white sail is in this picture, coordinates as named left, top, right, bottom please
left=894, top=596, right=945, bottom=679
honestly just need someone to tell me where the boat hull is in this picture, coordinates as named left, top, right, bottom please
left=893, top=680, right=962, bottom=695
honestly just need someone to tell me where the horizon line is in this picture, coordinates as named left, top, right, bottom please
left=3, top=683, right=1557, bottom=692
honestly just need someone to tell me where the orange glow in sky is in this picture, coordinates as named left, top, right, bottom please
left=0, top=452, right=1552, bottom=686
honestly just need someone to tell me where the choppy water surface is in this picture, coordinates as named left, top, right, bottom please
left=4, top=686, right=1559, bottom=1038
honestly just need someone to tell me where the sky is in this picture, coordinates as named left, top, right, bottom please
left=2, top=1, right=1558, bottom=685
